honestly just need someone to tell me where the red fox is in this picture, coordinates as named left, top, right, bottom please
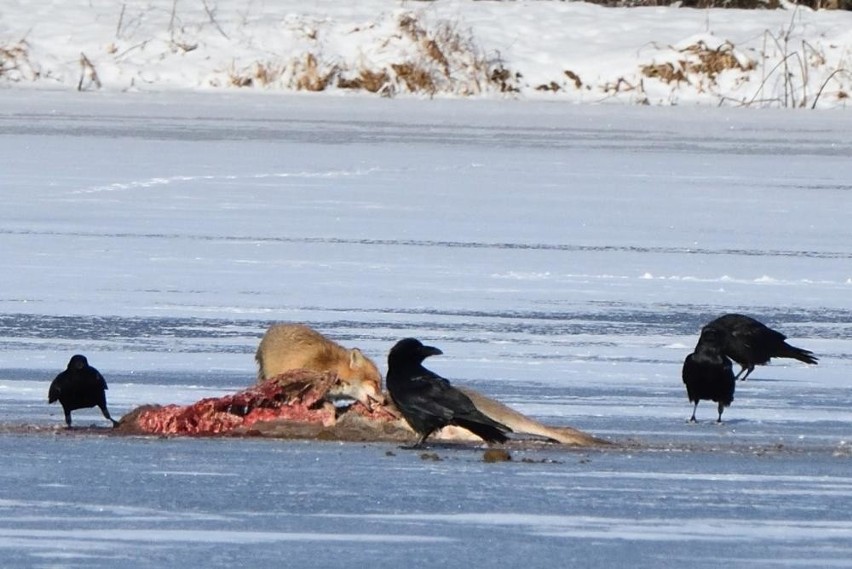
left=455, top=387, right=606, bottom=445
left=382, top=386, right=606, bottom=446
left=255, top=324, right=384, bottom=410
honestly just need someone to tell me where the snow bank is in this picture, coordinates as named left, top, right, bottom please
left=1, top=0, right=850, bottom=107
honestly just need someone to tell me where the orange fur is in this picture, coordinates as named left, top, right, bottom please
left=453, top=387, right=607, bottom=445
left=256, top=324, right=383, bottom=408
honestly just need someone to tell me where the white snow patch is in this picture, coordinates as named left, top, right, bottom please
left=1, top=1, right=851, bottom=107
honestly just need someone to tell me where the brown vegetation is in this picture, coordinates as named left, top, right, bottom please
left=490, top=65, right=521, bottom=93
left=78, top=52, right=102, bottom=91
left=581, top=0, right=852, bottom=8
left=564, top=70, right=584, bottom=89
left=337, top=68, right=391, bottom=93
left=641, top=40, right=755, bottom=85
left=584, top=0, right=850, bottom=7
left=294, top=53, right=335, bottom=92
left=225, top=12, right=516, bottom=97
left=0, top=41, right=38, bottom=82
left=228, top=61, right=286, bottom=87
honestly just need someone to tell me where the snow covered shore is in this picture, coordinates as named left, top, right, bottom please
left=2, top=0, right=851, bottom=107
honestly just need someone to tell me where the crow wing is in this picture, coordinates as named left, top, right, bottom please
left=48, top=374, right=64, bottom=403
left=399, top=372, right=472, bottom=421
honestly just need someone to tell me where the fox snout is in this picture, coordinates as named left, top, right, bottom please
left=329, top=379, right=385, bottom=410
left=355, top=383, right=386, bottom=410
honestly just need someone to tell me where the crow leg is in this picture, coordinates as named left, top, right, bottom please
left=689, top=402, right=699, bottom=423
left=63, top=409, right=73, bottom=428
left=716, top=403, right=724, bottom=423
left=401, top=431, right=432, bottom=450
left=734, top=366, right=746, bottom=380
left=740, top=366, right=755, bottom=381
left=99, top=404, right=119, bottom=428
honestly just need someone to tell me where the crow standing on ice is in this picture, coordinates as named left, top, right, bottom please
left=703, top=313, right=818, bottom=381
left=48, top=354, right=119, bottom=428
left=682, top=327, right=736, bottom=423
left=386, top=338, right=511, bottom=448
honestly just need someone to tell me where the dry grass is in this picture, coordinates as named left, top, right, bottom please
left=393, top=13, right=471, bottom=95
left=318, top=13, right=453, bottom=96
left=228, top=61, right=286, bottom=87
left=684, top=41, right=756, bottom=77
left=399, top=14, right=451, bottom=76
left=293, top=53, right=335, bottom=92
left=747, top=11, right=851, bottom=108
left=564, top=70, right=584, bottom=89
left=337, top=69, right=391, bottom=94
left=391, top=62, right=437, bottom=95
left=642, top=62, right=688, bottom=84
left=581, top=0, right=794, bottom=7
left=531, top=69, right=586, bottom=93
left=228, top=54, right=336, bottom=91
left=536, top=81, right=561, bottom=92
left=0, top=41, right=38, bottom=82
left=77, top=52, right=102, bottom=91
left=558, top=0, right=848, bottom=7
left=490, top=65, right=521, bottom=93
left=641, top=40, right=755, bottom=86
left=601, top=76, right=650, bottom=104
left=224, top=12, right=499, bottom=96
left=283, top=13, right=513, bottom=97
left=220, top=11, right=526, bottom=97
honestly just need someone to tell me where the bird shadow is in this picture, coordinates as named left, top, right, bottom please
left=397, top=441, right=496, bottom=451
left=62, top=424, right=116, bottom=433
left=685, top=418, right=748, bottom=426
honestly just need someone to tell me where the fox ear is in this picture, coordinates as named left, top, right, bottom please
left=349, top=348, right=365, bottom=368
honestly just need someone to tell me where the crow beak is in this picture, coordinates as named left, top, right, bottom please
left=422, top=345, right=443, bottom=357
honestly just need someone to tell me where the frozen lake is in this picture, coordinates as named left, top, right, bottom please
left=1, top=91, right=851, bottom=567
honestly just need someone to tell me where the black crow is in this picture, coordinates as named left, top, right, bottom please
left=703, top=313, right=818, bottom=381
left=682, top=327, right=736, bottom=423
left=386, top=338, right=511, bottom=448
left=48, top=354, right=119, bottom=428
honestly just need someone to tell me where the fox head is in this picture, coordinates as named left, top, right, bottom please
left=329, top=348, right=385, bottom=409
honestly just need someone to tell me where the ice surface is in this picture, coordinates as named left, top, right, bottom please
left=0, top=90, right=851, bottom=568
